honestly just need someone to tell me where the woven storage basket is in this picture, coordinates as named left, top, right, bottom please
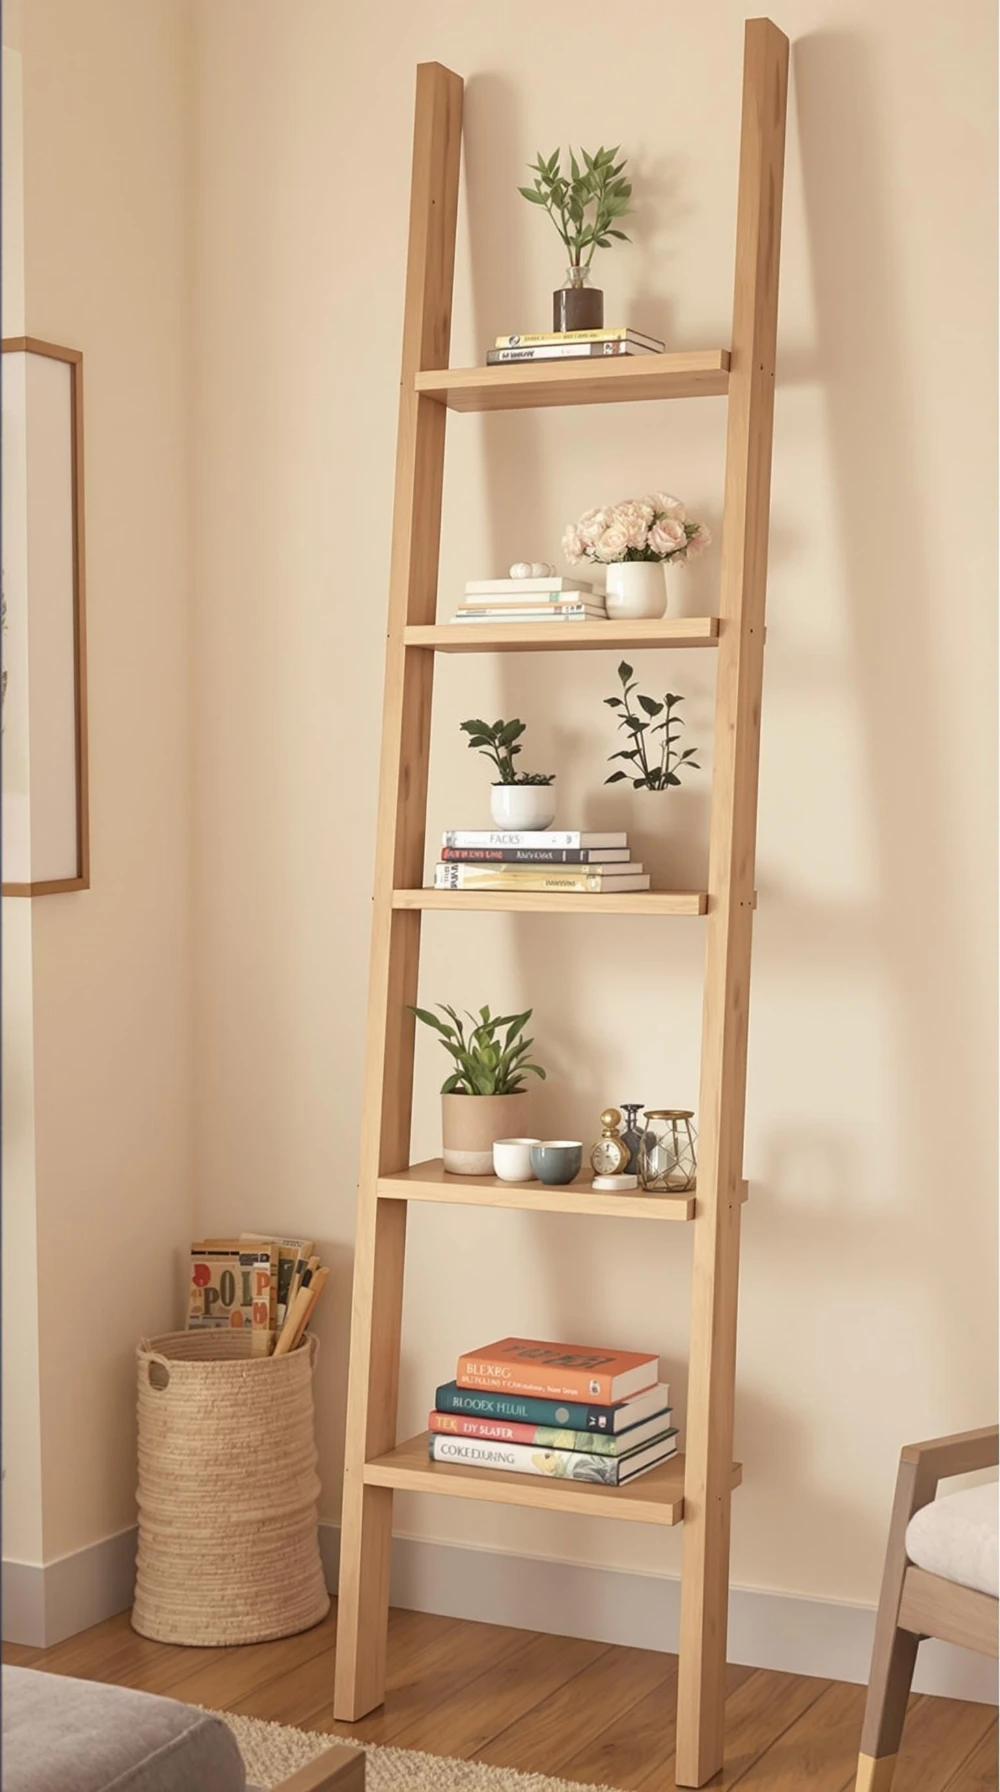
left=132, top=1330, right=330, bottom=1646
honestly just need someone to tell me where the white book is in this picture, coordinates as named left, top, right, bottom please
left=464, top=577, right=594, bottom=596
left=450, top=610, right=608, bottom=624
left=442, top=830, right=628, bottom=849
left=428, top=1431, right=678, bottom=1484
left=434, top=865, right=650, bottom=893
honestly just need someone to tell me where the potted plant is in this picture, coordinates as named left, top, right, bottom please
left=459, top=716, right=556, bottom=830
left=563, top=492, right=710, bottom=619
left=519, top=146, right=632, bottom=332
left=411, top=1003, right=547, bottom=1175
left=603, top=661, right=701, bottom=790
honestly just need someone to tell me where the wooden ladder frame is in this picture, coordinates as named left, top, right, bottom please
left=334, top=22, right=788, bottom=1787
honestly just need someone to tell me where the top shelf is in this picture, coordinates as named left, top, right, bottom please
left=415, top=350, right=731, bottom=413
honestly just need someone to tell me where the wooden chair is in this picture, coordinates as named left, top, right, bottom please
left=856, top=1425, right=999, bottom=1792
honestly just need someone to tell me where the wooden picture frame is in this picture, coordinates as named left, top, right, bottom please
left=1, top=336, right=89, bottom=895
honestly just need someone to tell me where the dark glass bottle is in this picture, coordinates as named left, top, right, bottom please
left=553, top=266, right=604, bottom=332
left=619, top=1105, right=647, bottom=1175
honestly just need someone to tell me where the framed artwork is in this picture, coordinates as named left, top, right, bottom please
left=1, top=336, right=89, bottom=895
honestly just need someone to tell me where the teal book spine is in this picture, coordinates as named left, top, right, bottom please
left=435, top=1381, right=606, bottom=1430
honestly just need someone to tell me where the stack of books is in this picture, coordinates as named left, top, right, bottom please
left=188, top=1233, right=329, bottom=1357
left=428, top=1336, right=677, bottom=1487
left=450, top=576, right=606, bottom=627
left=487, top=327, right=665, bottom=365
left=434, top=829, right=650, bottom=894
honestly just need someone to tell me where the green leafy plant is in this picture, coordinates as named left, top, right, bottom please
left=460, top=717, right=554, bottom=786
left=519, top=146, right=632, bottom=269
left=604, top=661, right=701, bottom=792
left=410, top=1003, right=547, bottom=1096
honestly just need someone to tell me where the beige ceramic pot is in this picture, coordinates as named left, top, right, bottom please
left=441, top=1092, right=531, bottom=1176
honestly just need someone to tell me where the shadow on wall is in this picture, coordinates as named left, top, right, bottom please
left=786, top=26, right=996, bottom=1414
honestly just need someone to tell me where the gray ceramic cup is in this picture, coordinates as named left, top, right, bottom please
left=529, top=1140, right=583, bottom=1185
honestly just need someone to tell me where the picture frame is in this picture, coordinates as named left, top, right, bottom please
left=1, top=336, right=89, bottom=895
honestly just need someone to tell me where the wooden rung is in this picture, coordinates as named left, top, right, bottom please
left=377, top=1160, right=695, bottom=1220
left=404, top=618, right=721, bottom=653
left=363, top=1432, right=743, bottom=1524
left=415, top=350, right=730, bottom=412
left=393, top=889, right=709, bottom=916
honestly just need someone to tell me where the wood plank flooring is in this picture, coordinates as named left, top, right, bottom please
left=3, top=1602, right=995, bottom=1789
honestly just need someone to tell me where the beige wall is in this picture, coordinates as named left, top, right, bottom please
left=190, top=0, right=996, bottom=1609
left=3, top=0, right=195, bottom=1565
left=4, top=0, right=995, bottom=1623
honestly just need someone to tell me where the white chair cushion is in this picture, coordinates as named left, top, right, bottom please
left=905, top=1481, right=999, bottom=1598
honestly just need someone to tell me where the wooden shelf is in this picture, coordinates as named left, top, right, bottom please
left=364, top=1432, right=742, bottom=1525
left=405, top=617, right=721, bottom=654
left=378, top=1159, right=696, bottom=1220
left=414, top=350, right=730, bottom=413
left=393, top=889, right=709, bottom=916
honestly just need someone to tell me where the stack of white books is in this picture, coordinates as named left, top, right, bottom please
left=450, top=577, right=606, bottom=625
left=433, top=829, right=650, bottom=894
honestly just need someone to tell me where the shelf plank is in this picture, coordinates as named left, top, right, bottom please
left=378, top=1159, right=695, bottom=1221
left=364, top=1433, right=742, bottom=1525
left=405, top=617, right=721, bottom=654
left=414, top=351, right=731, bottom=413
left=393, top=889, right=709, bottom=916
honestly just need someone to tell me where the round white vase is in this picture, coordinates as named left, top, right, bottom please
left=490, top=783, right=556, bottom=830
left=604, top=562, right=668, bottom=620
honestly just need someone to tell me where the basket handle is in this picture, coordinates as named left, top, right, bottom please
left=139, top=1340, right=172, bottom=1391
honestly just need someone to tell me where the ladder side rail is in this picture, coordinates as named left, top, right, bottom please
left=675, top=19, right=789, bottom=1787
left=335, top=61, right=464, bottom=1723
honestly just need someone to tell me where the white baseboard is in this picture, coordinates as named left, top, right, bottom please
left=7, top=1522, right=996, bottom=1707
left=320, top=1525, right=997, bottom=1705
left=2, top=1527, right=136, bottom=1648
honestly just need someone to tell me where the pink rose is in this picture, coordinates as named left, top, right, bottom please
left=648, top=517, right=688, bottom=558
left=595, top=522, right=630, bottom=562
left=685, top=522, right=711, bottom=557
left=646, top=491, right=686, bottom=522
left=562, top=523, right=585, bottom=564
left=614, top=499, right=654, bottom=551
left=577, top=506, right=612, bottom=548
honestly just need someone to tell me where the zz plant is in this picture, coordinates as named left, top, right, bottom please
left=604, top=661, right=701, bottom=791
left=410, top=1003, right=547, bottom=1096
left=460, top=717, right=554, bottom=786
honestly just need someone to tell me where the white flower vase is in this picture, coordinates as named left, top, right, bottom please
left=490, top=783, right=556, bottom=830
left=605, top=562, right=668, bottom=620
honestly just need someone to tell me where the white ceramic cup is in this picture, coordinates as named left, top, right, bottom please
left=493, top=1137, right=541, bottom=1182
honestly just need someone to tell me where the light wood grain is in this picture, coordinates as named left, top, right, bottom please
left=900, top=1426, right=999, bottom=1478
left=363, top=1433, right=742, bottom=1525
left=393, top=888, right=709, bottom=916
left=856, top=1755, right=901, bottom=1792
left=675, top=20, right=789, bottom=1787
left=474, top=1642, right=674, bottom=1775
left=730, top=1678, right=865, bottom=1791
left=405, top=618, right=721, bottom=653
left=898, top=1566, right=999, bottom=1659
left=333, top=60, right=463, bottom=1725
left=415, top=350, right=730, bottom=412
left=377, top=1159, right=696, bottom=1221
left=272, top=1746, right=365, bottom=1792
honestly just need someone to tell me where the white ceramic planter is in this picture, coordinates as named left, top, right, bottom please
left=604, top=561, right=668, bottom=620
left=490, top=783, right=556, bottom=830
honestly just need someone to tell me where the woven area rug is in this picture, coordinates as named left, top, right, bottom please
left=217, top=1710, right=617, bottom=1792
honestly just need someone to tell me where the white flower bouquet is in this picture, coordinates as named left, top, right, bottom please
left=562, top=493, right=710, bottom=566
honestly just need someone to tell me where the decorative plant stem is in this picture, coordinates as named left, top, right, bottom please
left=460, top=717, right=554, bottom=786
left=603, top=661, right=701, bottom=792
left=409, top=1003, right=547, bottom=1096
left=519, top=146, right=632, bottom=269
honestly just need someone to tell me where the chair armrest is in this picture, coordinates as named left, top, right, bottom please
left=901, top=1425, right=998, bottom=1486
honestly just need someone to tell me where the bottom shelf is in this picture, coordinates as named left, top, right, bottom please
left=364, top=1432, right=742, bottom=1526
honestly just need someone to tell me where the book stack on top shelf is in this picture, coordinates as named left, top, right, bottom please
left=430, top=1337, right=676, bottom=1486
left=488, top=326, right=665, bottom=365
left=450, top=575, right=606, bottom=628
left=435, top=828, right=650, bottom=894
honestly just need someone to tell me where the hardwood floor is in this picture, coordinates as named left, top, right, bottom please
left=3, top=1602, right=995, bottom=1789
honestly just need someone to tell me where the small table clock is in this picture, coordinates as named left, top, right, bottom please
left=589, top=1109, right=631, bottom=1178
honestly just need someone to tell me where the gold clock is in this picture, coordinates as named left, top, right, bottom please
left=589, top=1109, right=631, bottom=1177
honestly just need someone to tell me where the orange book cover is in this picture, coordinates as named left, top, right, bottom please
left=455, top=1337, right=658, bottom=1405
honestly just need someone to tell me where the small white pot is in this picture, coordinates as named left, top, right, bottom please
left=604, top=561, right=668, bottom=620
left=490, top=783, right=556, bottom=830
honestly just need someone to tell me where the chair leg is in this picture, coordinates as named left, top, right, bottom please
left=855, top=1451, right=932, bottom=1792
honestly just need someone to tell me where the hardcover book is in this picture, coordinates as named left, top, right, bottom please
left=463, top=577, right=594, bottom=595
left=188, top=1240, right=250, bottom=1330
left=434, top=1380, right=671, bottom=1432
left=442, top=831, right=627, bottom=850
left=439, top=848, right=631, bottom=864
left=486, top=341, right=658, bottom=363
left=494, top=327, right=664, bottom=351
left=433, top=865, right=650, bottom=893
left=428, top=1409, right=674, bottom=1455
left=428, top=1430, right=678, bottom=1484
left=455, top=1338, right=659, bottom=1405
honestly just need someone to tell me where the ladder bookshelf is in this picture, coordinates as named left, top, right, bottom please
left=334, top=20, right=788, bottom=1787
